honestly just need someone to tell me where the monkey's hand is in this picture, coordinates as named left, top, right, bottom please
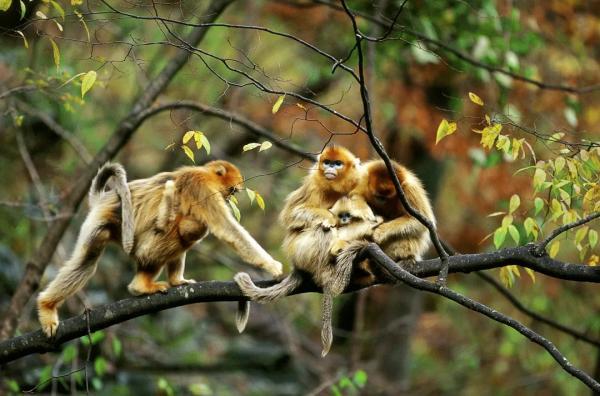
left=263, top=259, right=283, bottom=277
left=330, top=239, right=349, bottom=256
left=320, top=212, right=337, bottom=231
left=372, top=225, right=387, bottom=245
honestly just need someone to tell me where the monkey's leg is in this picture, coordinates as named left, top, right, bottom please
left=167, top=252, right=196, bottom=286
left=37, top=218, right=111, bottom=337
left=127, top=264, right=169, bottom=295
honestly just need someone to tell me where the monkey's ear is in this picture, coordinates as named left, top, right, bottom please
left=215, top=165, right=227, bottom=176
left=353, top=158, right=361, bottom=167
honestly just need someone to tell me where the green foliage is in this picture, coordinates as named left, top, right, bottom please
left=330, top=370, right=368, bottom=395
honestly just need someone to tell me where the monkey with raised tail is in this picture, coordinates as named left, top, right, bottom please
left=37, top=161, right=282, bottom=337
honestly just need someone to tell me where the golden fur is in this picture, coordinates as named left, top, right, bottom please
left=37, top=161, right=282, bottom=337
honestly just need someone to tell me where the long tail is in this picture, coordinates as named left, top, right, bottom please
left=321, top=292, right=334, bottom=357
left=234, top=271, right=303, bottom=303
left=236, top=300, right=250, bottom=333
left=89, top=163, right=134, bottom=254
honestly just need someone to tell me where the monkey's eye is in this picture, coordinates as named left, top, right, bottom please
left=323, top=159, right=331, bottom=166
left=334, top=160, right=343, bottom=168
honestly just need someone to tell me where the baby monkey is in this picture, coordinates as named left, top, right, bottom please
left=236, top=194, right=381, bottom=356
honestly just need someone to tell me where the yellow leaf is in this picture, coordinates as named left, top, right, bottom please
left=246, top=188, right=256, bottom=204
left=49, top=37, right=60, bottom=69
left=525, top=268, right=536, bottom=283
left=272, top=94, right=285, bottom=114
left=199, top=133, right=210, bottom=155
left=485, top=114, right=491, bottom=125
left=229, top=195, right=238, bottom=205
left=80, top=70, right=96, bottom=98
left=35, top=10, right=47, bottom=19
left=255, top=191, right=265, bottom=210
left=164, top=142, right=176, bottom=150
left=181, top=145, right=195, bottom=163
left=53, top=20, right=63, bottom=32
left=50, top=0, right=64, bottom=20
left=0, top=0, right=12, bottom=12
left=259, top=141, right=273, bottom=152
left=243, top=143, right=260, bottom=152
left=16, top=30, right=28, bottom=49
left=435, top=119, right=457, bottom=144
left=549, top=241, right=560, bottom=258
left=182, top=131, right=195, bottom=144
left=468, top=92, right=484, bottom=106
left=71, top=0, right=83, bottom=5
left=554, top=156, right=565, bottom=173
left=508, top=194, right=520, bottom=214
left=296, top=103, right=306, bottom=110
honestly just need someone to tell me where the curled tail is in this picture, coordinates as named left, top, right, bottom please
left=234, top=271, right=302, bottom=303
left=89, top=163, right=134, bottom=254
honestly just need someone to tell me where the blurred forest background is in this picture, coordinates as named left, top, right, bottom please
left=0, top=0, right=599, bottom=395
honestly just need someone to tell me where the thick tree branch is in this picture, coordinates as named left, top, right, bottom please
left=2, top=244, right=599, bottom=364
left=0, top=0, right=235, bottom=341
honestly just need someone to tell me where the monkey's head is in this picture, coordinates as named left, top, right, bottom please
left=366, top=160, right=402, bottom=205
left=205, top=160, right=244, bottom=199
left=314, top=146, right=362, bottom=193
left=330, top=195, right=377, bottom=226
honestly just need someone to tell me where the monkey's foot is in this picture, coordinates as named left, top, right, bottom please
left=169, top=278, right=196, bottom=287
left=128, top=280, right=170, bottom=295
left=38, top=302, right=59, bottom=338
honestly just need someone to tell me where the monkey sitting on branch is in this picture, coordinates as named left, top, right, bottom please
left=37, top=161, right=283, bottom=337
left=235, top=146, right=381, bottom=356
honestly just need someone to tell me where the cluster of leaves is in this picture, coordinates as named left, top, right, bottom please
left=437, top=92, right=599, bottom=286
left=330, top=370, right=368, bottom=396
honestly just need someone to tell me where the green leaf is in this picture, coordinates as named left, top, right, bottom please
left=182, top=145, right=195, bottom=163
left=494, top=226, right=507, bottom=249
left=549, top=241, right=560, bottom=258
left=80, top=70, right=97, bottom=98
left=435, top=119, right=457, bottom=144
left=229, top=195, right=238, bottom=205
left=62, top=344, right=77, bottom=363
left=272, top=94, right=285, bottom=114
left=229, top=200, right=241, bottom=221
left=91, top=377, right=102, bottom=391
left=353, top=370, right=368, bottom=388
left=94, top=356, right=108, bottom=377
left=246, top=188, right=256, bottom=204
left=524, top=217, right=538, bottom=239
left=259, top=141, right=273, bottom=152
left=501, top=214, right=513, bottom=228
left=242, top=143, right=261, bottom=152
left=6, top=379, right=19, bottom=392
left=0, top=0, right=12, bottom=12
left=534, top=197, right=544, bottom=216
left=590, top=230, right=598, bottom=249
left=49, top=37, right=60, bottom=69
left=112, top=337, right=122, bottom=357
left=182, top=131, right=195, bottom=144
left=508, top=194, right=520, bottom=214
left=19, top=0, right=25, bottom=20
left=508, top=224, right=520, bottom=245
left=468, top=92, right=484, bottom=106
left=255, top=191, right=265, bottom=210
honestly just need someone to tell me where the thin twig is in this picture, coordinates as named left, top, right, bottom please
left=535, top=212, right=600, bottom=256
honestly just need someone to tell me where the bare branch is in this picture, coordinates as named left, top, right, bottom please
left=535, top=212, right=600, bottom=256
left=476, top=272, right=600, bottom=348
left=363, top=243, right=600, bottom=393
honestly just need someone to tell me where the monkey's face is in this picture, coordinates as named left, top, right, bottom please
left=206, top=160, right=244, bottom=199
left=368, top=167, right=396, bottom=204
left=317, top=146, right=358, bottom=181
left=336, top=211, right=352, bottom=225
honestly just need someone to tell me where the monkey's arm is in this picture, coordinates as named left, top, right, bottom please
left=288, top=205, right=336, bottom=230
left=200, top=198, right=283, bottom=276
left=372, top=216, right=427, bottom=245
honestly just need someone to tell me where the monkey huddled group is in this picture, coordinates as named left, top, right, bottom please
left=37, top=146, right=434, bottom=357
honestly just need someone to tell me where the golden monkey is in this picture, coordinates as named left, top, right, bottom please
left=235, top=146, right=375, bottom=356
left=337, top=159, right=435, bottom=281
left=37, top=161, right=282, bottom=337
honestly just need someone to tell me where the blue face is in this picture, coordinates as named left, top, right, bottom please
left=322, top=159, right=344, bottom=180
